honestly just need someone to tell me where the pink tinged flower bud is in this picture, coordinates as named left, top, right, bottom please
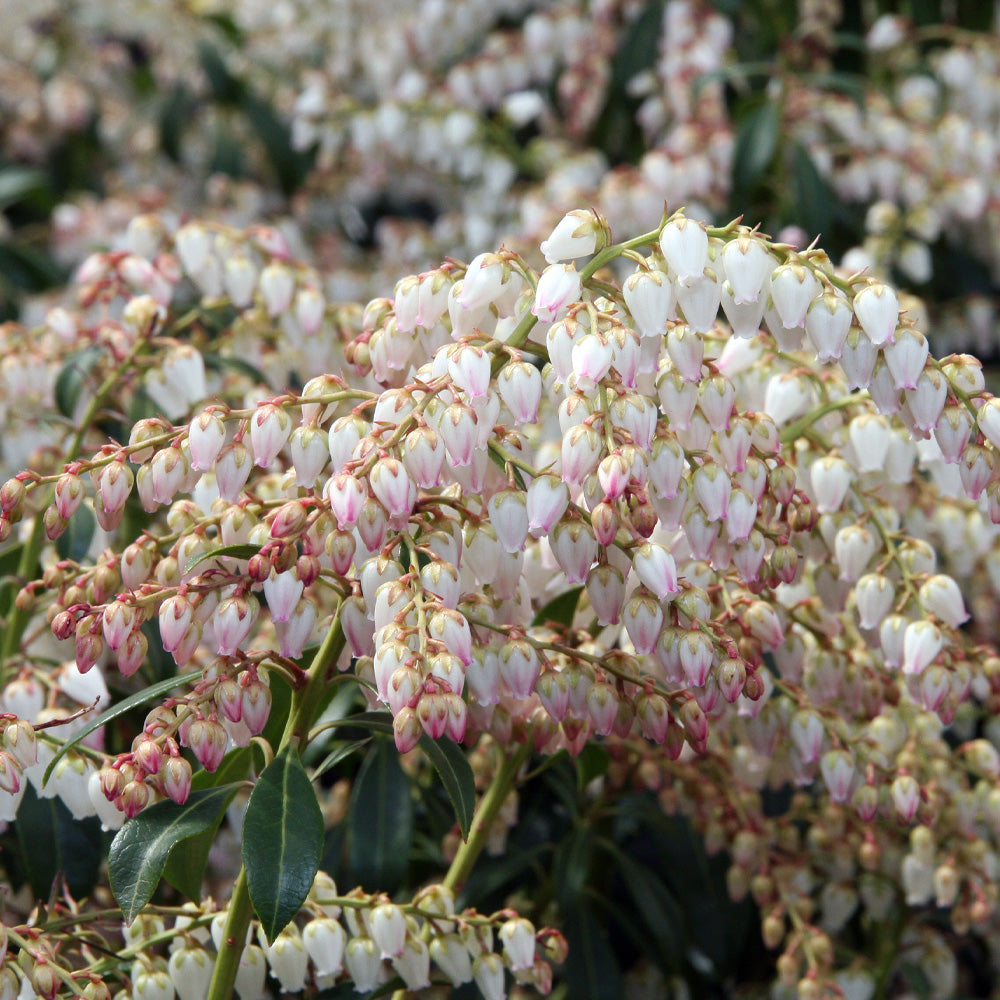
left=647, top=436, right=685, bottom=500
left=820, top=749, right=855, bottom=803
left=635, top=691, right=672, bottom=743
left=259, top=261, right=296, bottom=317
left=375, top=642, right=410, bottom=702
left=659, top=217, right=708, bottom=282
left=215, top=441, right=252, bottom=501
left=147, top=446, right=187, bottom=506
left=678, top=697, right=708, bottom=748
left=840, top=328, right=878, bottom=390
left=398, top=426, right=442, bottom=488
left=958, top=443, right=995, bottom=500
left=560, top=423, right=602, bottom=487
left=391, top=705, right=421, bottom=753
left=731, top=531, right=765, bottom=582
left=720, top=236, right=773, bottom=305
left=810, top=456, right=852, bottom=514
left=878, top=614, right=908, bottom=669
left=769, top=262, right=820, bottom=329
left=724, top=488, right=757, bottom=542
left=805, top=293, right=852, bottom=362
left=440, top=402, right=480, bottom=467
left=835, top=525, right=877, bottom=582
left=53, top=473, right=85, bottom=520
left=919, top=664, right=951, bottom=712
left=188, top=410, right=227, bottom=471
left=430, top=935, right=473, bottom=986
left=94, top=459, right=133, bottom=517
left=550, top=519, right=598, bottom=584
left=633, top=543, right=679, bottom=601
left=596, top=452, right=630, bottom=502
left=249, top=403, right=292, bottom=468
left=977, top=397, right=1000, bottom=449
left=527, top=474, right=570, bottom=536
left=540, top=209, right=605, bottom=264
left=853, top=282, right=899, bottom=346
left=675, top=271, right=722, bottom=332
left=117, top=628, right=148, bottom=678
left=466, top=649, right=501, bottom=706
left=488, top=490, right=529, bottom=554
left=535, top=670, right=570, bottom=721
left=854, top=573, right=894, bottom=630
left=745, top=601, right=784, bottom=649
left=0, top=751, right=22, bottom=794
left=623, top=594, right=663, bottom=656
left=159, top=594, right=194, bottom=653
left=697, top=376, right=734, bottom=434
left=263, top=570, right=303, bottom=624
left=459, top=252, right=507, bottom=312
left=499, top=917, right=536, bottom=972
left=499, top=639, right=540, bottom=698
left=790, top=710, right=825, bottom=764
left=919, top=574, right=968, bottom=628
left=692, top=463, right=731, bottom=522
left=884, top=329, right=928, bottom=391
left=571, top=333, right=613, bottom=389
left=429, top=652, right=466, bottom=698
left=187, top=718, right=228, bottom=772
left=623, top=267, right=676, bottom=338
left=674, top=629, right=711, bottom=687
left=428, top=609, right=473, bottom=666
left=217, top=677, right=243, bottom=723
left=102, top=600, right=136, bottom=651
left=848, top=413, right=891, bottom=474
left=214, top=593, right=259, bottom=657
left=902, top=620, right=943, bottom=676
left=121, top=779, right=150, bottom=818
left=656, top=368, right=699, bottom=428
left=448, top=344, right=491, bottom=399
left=288, top=425, right=328, bottom=487
left=934, top=406, right=973, bottom=463
left=497, top=360, right=542, bottom=424
left=294, top=285, right=325, bottom=335
left=325, top=473, right=365, bottom=530
left=891, top=774, right=921, bottom=822
left=223, top=254, right=257, bottom=308
left=393, top=274, right=421, bottom=334
left=369, top=458, right=417, bottom=519
left=532, top=263, right=581, bottom=322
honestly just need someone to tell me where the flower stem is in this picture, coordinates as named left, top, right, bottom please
left=205, top=605, right=346, bottom=1000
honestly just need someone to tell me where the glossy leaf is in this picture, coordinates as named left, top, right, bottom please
left=55, top=501, right=96, bottom=563
left=532, top=586, right=583, bottom=629
left=243, top=745, right=323, bottom=943
left=110, top=785, right=240, bottom=922
left=419, top=735, right=476, bottom=841
left=348, top=737, right=413, bottom=893
left=563, top=904, right=624, bottom=1000
left=55, top=345, right=104, bottom=419
left=732, top=99, right=780, bottom=200
left=313, top=739, right=370, bottom=781
left=44, top=670, right=201, bottom=783
left=15, top=785, right=103, bottom=900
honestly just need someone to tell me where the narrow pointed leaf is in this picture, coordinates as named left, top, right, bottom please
left=532, top=586, right=583, bottom=628
left=348, top=737, right=413, bottom=893
left=313, top=739, right=370, bottom=781
left=109, top=784, right=240, bottom=922
left=44, top=670, right=201, bottom=783
left=243, top=745, right=323, bottom=943
left=185, top=543, right=260, bottom=573
left=419, top=735, right=475, bottom=840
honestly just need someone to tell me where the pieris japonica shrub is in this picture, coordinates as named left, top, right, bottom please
left=3, top=201, right=1000, bottom=1000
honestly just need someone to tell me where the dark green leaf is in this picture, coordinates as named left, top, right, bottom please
left=532, top=586, right=583, bottom=629
left=44, top=670, right=201, bottom=783
left=159, top=84, right=191, bottom=162
left=261, top=671, right=293, bottom=752
left=0, top=168, right=47, bottom=210
left=54, top=345, right=104, bottom=419
left=313, top=739, right=370, bottom=781
left=201, top=352, right=269, bottom=385
left=198, top=43, right=245, bottom=104
left=575, top=743, right=611, bottom=790
left=243, top=745, right=323, bottom=942
left=243, top=95, right=312, bottom=196
left=15, top=784, right=103, bottom=900
left=348, top=737, right=413, bottom=893
left=732, top=99, right=781, bottom=200
left=110, top=785, right=240, bottom=922
left=900, top=961, right=932, bottom=999
left=563, top=903, right=623, bottom=1000
left=790, top=144, right=834, bottom=242
left=336, top=710, right=396, bottom=737
left=419, top=735, right=476, bottom=841
left=55, top=502, right=96, bottom=563
left=185, top=543, right=260, bottom=573
left=163, top=749, right=251, bottom=899
left=0, top=242, right=63, bottom=292
left=553, top=825, right=592, bottom=908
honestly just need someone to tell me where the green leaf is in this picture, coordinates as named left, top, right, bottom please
left=563, top=903, right=623, bottom=1000
left=15, top=784, right=103, bottom=900
left=575, top=743, right=611, bottom=790
left=55, top=502, right=96, bottom=563
left=553, top=825, right=592, bottom=908
left=0, top=541, right=26, bottom=619
left=791, top=143, right=835, bottom=239
left=348, top=737, right=413, bottom=893
left=419, top=735, right=476, bottom=841
left=110, top=785, right=240, bottom=922
left=163, top=749, right=251, bottom=899
left=532, top=586, right=583, bottom=629
left=732, top=99, right=781, bottom=201
left=313, top=739, right=370, bottom=781
left=201, top=351, right=269, bottom=385
left=44, top=670, right=201, bottom=784
left=185, top=543, right=260, bottom=573
left=0, top=167, right=47, bottom=210
left=243, top=745, right=323, bottom=943
left=335, top=710, right=395, bottom=737
left=54, top=345, right=104, bottom=419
